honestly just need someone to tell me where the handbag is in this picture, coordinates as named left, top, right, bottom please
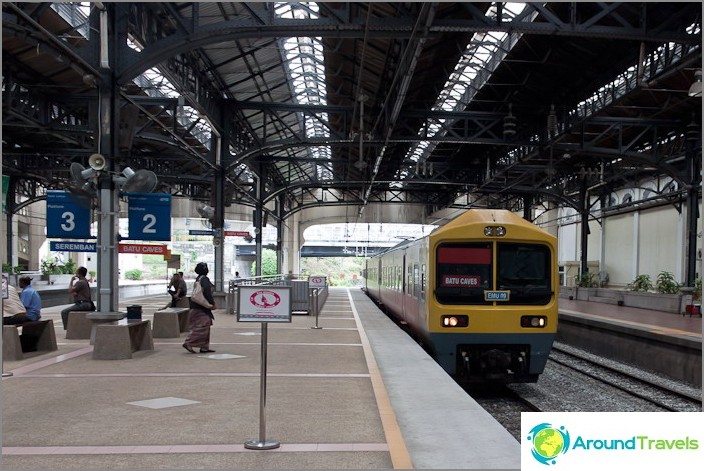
left=191, top=278, right=213, bottom=309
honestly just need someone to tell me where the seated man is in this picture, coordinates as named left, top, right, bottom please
left=18, top=276, right=41, bottom=322
left=60, top=266, right=95, bottom=330
left=3, top=284, right=29, bottom=324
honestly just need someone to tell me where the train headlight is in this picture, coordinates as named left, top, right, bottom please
left=441, top=315, right=469, bottom=327
left=520, top=316, right=547, bottom=328
left=483, top=226, right=507, bottom=237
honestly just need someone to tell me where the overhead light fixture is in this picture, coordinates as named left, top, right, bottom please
left=689, top=69, right=702, bottom=97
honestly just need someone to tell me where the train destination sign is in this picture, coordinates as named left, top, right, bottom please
left=224, top=231, right=251, bottom=237
left=441, top=275, right=480, bottom=287
left=237, top=286, right=292, bottom=323
left=484, top=290, right=510, bottom=301
left=50, top=241, right=96, bottom=252
left=118, top=243, right=167, bottom=255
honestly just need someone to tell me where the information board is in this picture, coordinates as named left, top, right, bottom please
left=46, top=190, right=91, bottom=239
left=308, top=275, right=327, bottom=288
left=237, top=286, right=292, bottom=323
left=126, top=193, right=172, bottom=241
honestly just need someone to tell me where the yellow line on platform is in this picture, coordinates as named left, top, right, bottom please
left=347, top=289, right=413, bottom=469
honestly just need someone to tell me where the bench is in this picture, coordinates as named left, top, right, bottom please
left=2, top=320, right=58, bottom=361
left=86, top=312, right=127, bottom=345
left=152, top=307, right=190, bottom=338
left=65, top=311, right=94, bottom=340
left=92, top=319, right=154, bottom=360
left=174, top=296, right=189, bottom=308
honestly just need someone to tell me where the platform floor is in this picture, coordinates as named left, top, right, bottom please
left=1, top=287, right=520, bottom=470
left=559, top=297, right=702, bottom=339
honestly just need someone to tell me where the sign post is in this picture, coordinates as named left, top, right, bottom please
left=237, top=286, right=292, bottom=450
left=1, top=273, right=12, bottom=377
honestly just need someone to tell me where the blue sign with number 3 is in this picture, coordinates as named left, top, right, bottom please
left=126, top=193, right=172, bottom=241
left=46, top=190, right=92, bottom=239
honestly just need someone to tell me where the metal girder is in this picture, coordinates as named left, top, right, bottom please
left=118, top=2, right=701, bottom=83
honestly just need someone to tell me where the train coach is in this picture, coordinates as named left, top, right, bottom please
left=364, top=209, right=558, bottom=383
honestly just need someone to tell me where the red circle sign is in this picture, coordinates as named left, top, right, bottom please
left=249, top=290, right=281, bottom=308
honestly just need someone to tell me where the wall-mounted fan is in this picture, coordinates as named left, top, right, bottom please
left=196, top=203, right=215, bottom=229
left=67, top=162, right=99, bottom=198
left=116, top=167, right=158, bottom=193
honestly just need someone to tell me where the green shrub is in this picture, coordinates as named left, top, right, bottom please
left=575, top=272, right=597, bottom=288
left=655, top=271, right=680, bottom=294
left=61, top=258, right=77, bottom=275
left=125, top=269, right=143, bottom=280
left=627, top=274, right=652, bottom=292
left=40, top=258, right=63, bottom=275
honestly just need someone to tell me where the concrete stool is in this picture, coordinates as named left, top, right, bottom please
left=92, top=319, right=154, bottom=360
left=65, top=311, right=94, bottom=339
left=152, top=307, right=190, bottom=338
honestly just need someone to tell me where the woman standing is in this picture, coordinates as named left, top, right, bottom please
left=183, top=262, right=216, bottom=353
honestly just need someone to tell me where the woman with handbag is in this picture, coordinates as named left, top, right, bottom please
left=183, top=262, right=217, bottom=353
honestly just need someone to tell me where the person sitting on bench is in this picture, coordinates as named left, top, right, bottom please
left=61, top=266, right=95, bottom=330
left=18, top=276, right=41, bottom=322
left=3, top=284, right=32, bottom=325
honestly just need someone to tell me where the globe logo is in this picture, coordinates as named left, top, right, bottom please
left=526, top=423, right=570, bottom=465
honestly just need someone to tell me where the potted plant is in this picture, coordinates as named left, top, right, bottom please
left=623, top=272, right=683, bottom=313
left=40, top=258, right=63, bottom=284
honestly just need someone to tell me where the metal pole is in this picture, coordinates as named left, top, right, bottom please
left=244, top=322, right=280, bottom=450
left=310, top=288, right=322, bottom=329
left=1, top=299, right=12, bottom=377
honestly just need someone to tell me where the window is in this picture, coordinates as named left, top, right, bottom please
left=497, top=243, right=552, bottom=305
left=435, top=243, right=492, bottom=305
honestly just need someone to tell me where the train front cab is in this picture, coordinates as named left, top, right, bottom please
left=425, top=210, right=558, bottom=383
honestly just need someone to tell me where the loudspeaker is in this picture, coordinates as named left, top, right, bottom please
left=88, top=153, right=107, bottom=171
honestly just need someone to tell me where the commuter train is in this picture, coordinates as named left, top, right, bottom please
left=363, top=209, right=558, bottom=383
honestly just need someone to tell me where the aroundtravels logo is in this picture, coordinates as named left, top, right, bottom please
left=526, top=423, right=571, bottom=465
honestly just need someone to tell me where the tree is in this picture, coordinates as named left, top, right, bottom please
left=251, top=248, right=278, bottom=276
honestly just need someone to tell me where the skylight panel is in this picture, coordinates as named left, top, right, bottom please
left=276, top=2, right=331, bottom=180
left=396, top=3, right=531, bottom=180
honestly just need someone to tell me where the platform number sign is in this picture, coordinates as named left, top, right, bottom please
left=46, top=190, right=91, bottom=239
left=126, top=193, right=172, bottom=241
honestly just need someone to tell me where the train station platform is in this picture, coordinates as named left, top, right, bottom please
left=557, top=297, right=702, bottom=386
left=1, top=287, right=520, bottom=470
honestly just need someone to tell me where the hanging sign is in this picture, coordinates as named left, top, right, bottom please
left=50, top=241, right=96, bottom=252
left=126, top=193, right=172, bottom=241
left=46, top=190, right=92, bottom=239
left=118, top=243, right=168, bottom=255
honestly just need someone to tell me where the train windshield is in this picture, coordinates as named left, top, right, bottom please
left=435, top=242, right=552, bottom=305
left=435, top=243, right=493, bottom=305
left=497, top=242, right=552, bottom=305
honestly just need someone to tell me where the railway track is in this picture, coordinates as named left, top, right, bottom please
left=465, top=342, right=701, bottom=440
left=547, top=342, right=701, bottom=412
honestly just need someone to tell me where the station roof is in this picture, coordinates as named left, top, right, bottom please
left=2, top=2, right=702, bottom=224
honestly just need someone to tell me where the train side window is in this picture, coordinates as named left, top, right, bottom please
left=413, top=264, right=419, bottom=297
left=420, top=264, right=426, bottom=300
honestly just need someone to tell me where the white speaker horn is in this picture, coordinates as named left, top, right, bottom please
left=88, top=153, right=107, bottom=171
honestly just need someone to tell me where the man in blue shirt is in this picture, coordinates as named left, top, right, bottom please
left=18, top=276, right=41, bottom=321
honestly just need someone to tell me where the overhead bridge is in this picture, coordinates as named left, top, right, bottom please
left=299, top=245, right=389, bottom=257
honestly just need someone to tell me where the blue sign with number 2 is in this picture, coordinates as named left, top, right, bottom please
left=126, top=193, right=172, bottom=241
